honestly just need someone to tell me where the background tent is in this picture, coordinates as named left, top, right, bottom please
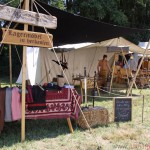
left=17, top=37, right=147, bottom=85
left=124, top=53, right=139, bottom=71
left=139, top=42, right=150, bottom=49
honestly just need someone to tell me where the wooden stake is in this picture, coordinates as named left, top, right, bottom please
left=0, top=53, right=1, bottom=88
left=9, top=45, right=12, bottom=87
left=67, top=118, right=74, bottom=133
left=21, top=0, right=29, bottom=142
left=121, top=50, right=137, bottom=89
left=142, top=95, right=144, bottom=123
left=127, top=39, right=150, bottom=96
left=110, top=56, right=115, bottom=92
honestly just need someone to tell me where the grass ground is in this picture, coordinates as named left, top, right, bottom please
left=0, top=78, right=150, bottom=150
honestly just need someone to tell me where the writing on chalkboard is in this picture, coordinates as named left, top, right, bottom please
left=114, top=98, right=132, bottom=122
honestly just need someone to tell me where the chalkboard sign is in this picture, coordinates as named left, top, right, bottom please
left=114, top=98, right=132, bottom=122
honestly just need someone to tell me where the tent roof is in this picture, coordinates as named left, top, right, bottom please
left=85, top=37, right=150, bottom=54
left=53, top=43, right=93, bottom=51
left=139, top=42, right=150, bottom=49
left=10, top=0, right=150, bottom=46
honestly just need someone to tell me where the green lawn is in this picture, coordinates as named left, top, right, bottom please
left=0, top=79, right=150, bottom=150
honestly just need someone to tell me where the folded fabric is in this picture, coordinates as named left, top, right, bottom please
left=26, top=85, right=34, bottom=103
left=28, top=85, right=46, bottom=111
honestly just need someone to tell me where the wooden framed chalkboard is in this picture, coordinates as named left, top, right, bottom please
left=113, top=97, right=132, bottom=122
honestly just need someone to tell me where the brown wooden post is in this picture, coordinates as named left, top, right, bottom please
left=21, top=0, right=29, bottom=142
left=121, top=50, right=137, bottom=89
left=109, top=55, right=116, bottom=92
left=0, top=59, right=1, bottom=88
left=67, top=118, right=74, bottom=133
left=9, top=45, right=12, bottom=87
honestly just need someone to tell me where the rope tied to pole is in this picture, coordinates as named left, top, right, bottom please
left=33, top=1, right=102, bottom=148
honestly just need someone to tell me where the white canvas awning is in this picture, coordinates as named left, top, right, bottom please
left=85, top=37, right=150, bottom=54
left=138, top=42, right=150, bottom=49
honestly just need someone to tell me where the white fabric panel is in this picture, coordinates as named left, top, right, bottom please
left=86, top=37, right=150, bottom=54
left=124, top=53, right=139, bottom=71
left=16, top=46, right=115, bottom=85
left=38, top=47, right=114, bottom=84
left=138, top=42, right=150, bottom=49
left=16, top=47, right=40, bottom=85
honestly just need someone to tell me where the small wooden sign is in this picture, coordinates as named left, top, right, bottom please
left=0, top=28, right=53, bottom=48
left=107, top=46, right=129, bottom=53
left=113, top=97, right=132, bottom=122
left=0, top=4, right=57, bottom=29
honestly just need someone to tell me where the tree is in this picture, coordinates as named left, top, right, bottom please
left=36, top=0, right=65, bottom=10
left=73, top=0, right=129, bottom=26
left=72, top=0, right=150, bottom=41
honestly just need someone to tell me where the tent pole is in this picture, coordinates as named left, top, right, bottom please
left=121, top=50, right=137, bottom=89
left=84, top=67, right=87, bottom=106
left=9, top=45, right=12, bottom=87
left=0, top=58, right=1, bottom=88
left=127, top=39, right=150, bottom=96
left=121, top=52, right=131, bottom=86
left=21, top=0, right=29, bottom=142
left=109, top=55, right=116, bottom=93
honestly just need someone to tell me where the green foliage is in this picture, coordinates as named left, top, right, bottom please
left=74, top=0, right=129, bottom=25
left=37, top=0, right=65, bottom=10
left=0, top=0, right=19, bottom=7
left=110, top=10, right=129, bottom=26
left=73, top=0, right=150, bottom=41
left=74, top=0, right=105, bottom=20
left=50, top=0, right=65, bottom=10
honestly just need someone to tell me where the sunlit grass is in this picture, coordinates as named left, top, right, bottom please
left=0, top=78, right=150, bottom=150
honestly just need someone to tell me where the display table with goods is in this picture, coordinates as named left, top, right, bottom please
left=24, top=84, right=81, bottom=133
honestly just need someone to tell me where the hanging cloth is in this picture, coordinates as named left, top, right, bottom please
left=0, top=88, right=6, bottom=133
left=5, top=88, right=12, bottom=122
left=11, top=87, right=21, bottom=121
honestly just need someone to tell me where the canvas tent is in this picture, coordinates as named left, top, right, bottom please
left=17, top=37, right=148, bottom=85
left=139, top=42, right=150, bottom=49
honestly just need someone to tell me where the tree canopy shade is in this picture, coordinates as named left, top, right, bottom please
left=4, top=0, right=150, bottom=46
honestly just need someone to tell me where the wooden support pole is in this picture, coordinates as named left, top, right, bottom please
left=9, top=45, right=12, bottom=87
left=84, top=67, right=88, bottom=106
left=67, top=118, right=74, bottom=133
left=21, top=0, right=29, bottom=142
left=142, top=95, right=144, bottom=123
left=127, top=40, right=150, bottom=96
left=109, top=57, right=115, bottom=92
left=0, top=54, right=1, bottom=88
left=121, top=50, right=137, bottom=89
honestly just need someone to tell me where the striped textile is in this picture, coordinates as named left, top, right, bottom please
left=25, top=88, right=82, bottom=120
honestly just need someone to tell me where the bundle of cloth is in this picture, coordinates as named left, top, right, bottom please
left=0, top=87, right=21, bottom=133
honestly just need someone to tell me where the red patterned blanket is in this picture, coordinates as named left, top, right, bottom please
left=25, top=88, right=82, bottom=120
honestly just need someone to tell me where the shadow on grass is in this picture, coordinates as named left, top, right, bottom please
left=0, top=119, right=73, bottom=148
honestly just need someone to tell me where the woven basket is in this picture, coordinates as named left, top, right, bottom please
left=77, top=106, right=109, bottom=129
